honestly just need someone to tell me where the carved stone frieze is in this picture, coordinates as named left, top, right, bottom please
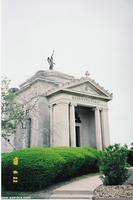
left=71, top=95, right=107, bottom=107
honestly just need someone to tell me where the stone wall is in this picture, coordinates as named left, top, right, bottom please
left=13, top=81, right=52, bottom=149
left=2, top=136, right=14, bottom=153
left=18, top=80, right=57, bottom=103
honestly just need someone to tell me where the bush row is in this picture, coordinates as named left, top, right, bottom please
left=2, top=147, right=99, bottom=191
left=127, top=149, right=133, bottom=166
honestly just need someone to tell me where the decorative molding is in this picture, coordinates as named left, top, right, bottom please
left=69, top=102, right=77, bottom=107
left=18, top=78, right=59, bottom=94
left=63, top=89, right=111, bottom=100
left=71, top=95, right=107, bottom=107
left=46, top=76, right=113, bottom=100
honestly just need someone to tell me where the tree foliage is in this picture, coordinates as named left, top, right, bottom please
left=1, top=77, right=25, bottom=141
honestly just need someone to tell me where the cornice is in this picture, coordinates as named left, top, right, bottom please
left=46, top=76, right=113, bottom=100
left=47, top=88, right=112, bottom=102
left=17, top=78, right=59, bottom=94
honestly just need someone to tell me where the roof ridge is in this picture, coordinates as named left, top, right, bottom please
left=20, top=70, right=74, bottom=88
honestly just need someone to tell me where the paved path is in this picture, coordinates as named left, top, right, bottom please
left=48, top=173, right=102, bottom=200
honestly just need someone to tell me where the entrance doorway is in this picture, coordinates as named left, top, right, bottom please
left=76, top=126, right=80, bottom=147
left=75, top=106, right=96, bottom=147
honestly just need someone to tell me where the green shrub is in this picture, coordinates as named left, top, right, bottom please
left=2, top=147, right=99, bottom=191
left=127, top=149, right=133, bottom=166
left=99, top=144, right=129, bottom=185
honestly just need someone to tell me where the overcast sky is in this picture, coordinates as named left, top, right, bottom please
left=2, top=0, right=133, bottom=146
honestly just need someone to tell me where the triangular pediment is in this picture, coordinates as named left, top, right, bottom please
left=66, top=81, right=110, bottom=98
left=46, top=77, right=112, bottom=101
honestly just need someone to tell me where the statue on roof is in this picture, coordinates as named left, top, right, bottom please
left=47, top=51, right=55, bottom=70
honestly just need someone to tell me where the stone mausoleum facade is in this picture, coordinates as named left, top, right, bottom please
left=14, top=69, right=112, bottom=150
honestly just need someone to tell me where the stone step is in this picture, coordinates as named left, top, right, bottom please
left=49, top=190, right=93, bottom=199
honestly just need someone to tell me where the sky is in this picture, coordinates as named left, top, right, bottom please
left=2, top=0, right=133, bottom=147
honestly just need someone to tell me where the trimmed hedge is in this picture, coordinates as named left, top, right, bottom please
left=2, top=147, right=99, bottom=191
left=127, top=149, right=133, bottom=166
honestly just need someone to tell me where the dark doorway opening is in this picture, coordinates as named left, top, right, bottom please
left=76, top=126, right=80, bottom=147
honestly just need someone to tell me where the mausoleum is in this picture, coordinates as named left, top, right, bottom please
left=15, top=69, right=112, bottom=150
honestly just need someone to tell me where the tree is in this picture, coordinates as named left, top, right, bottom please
left=1, top=77, right=25, bottom=149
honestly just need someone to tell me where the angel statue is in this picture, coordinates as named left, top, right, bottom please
left=47, top=51, right=55, bottom=70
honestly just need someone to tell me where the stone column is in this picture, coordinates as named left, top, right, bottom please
left=95, top=107, right=103, bottom=150
left=101, top=108, right=110, bottom=148
left=69, top=103, right=76, bottom=147
left=52, top=102, right=70, bottom=146
left=49, top=104, right=53, bottom=147
left=15, top=123, right=25, bottom=149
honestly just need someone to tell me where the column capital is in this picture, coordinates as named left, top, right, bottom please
left=49, top=104, right=52, bottom=108
left=49, top=103, right=58, bottom=108
left=92, top=107, right=100, bottom=111
left=56, top=101, right=69, bottom=105
left=69, top=102, right=77, bottom=107
left=102, top=107, right=109, bottom=111
left=93, top=107, right=108, bottom=111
